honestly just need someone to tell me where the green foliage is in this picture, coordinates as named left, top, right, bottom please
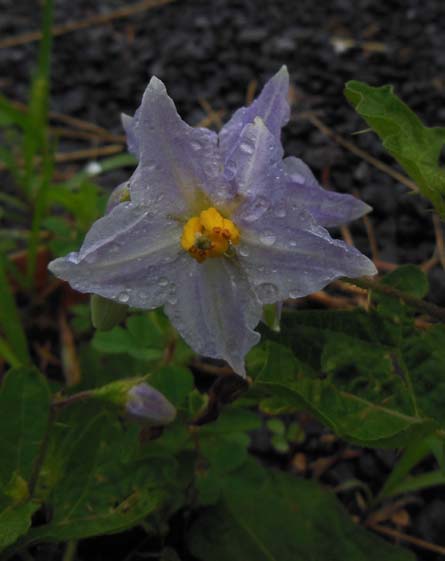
left=256, top=342, right=436, bottom=448
left=0, top=257, right=30, bottom=366
left=189, top=461, right=415, bottom=561
left=345, top=80, right=445, bottom=215
left=27, top=404, right=168, bottom=542
left=0, top=368, right=51, bottom=551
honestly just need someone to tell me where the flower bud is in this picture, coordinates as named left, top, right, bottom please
left=126, top=382, right=177, bottom=426
left=90, top=293, right=128, bottom=331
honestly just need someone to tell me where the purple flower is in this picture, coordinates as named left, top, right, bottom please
left=126, top=382, right=176, bottom=425
left=49, top=67, right=376, bottom=376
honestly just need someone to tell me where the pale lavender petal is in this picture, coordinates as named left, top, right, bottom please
left=48, top=202, right=185, bottom=310
left=283, top=157, right=372, bottom=227
left=225, top=117, right=283, bottom=203
left=237, top=204, right=377, bottom=304
left=219, top=66, right=290, bottom=159
left=126, top=77, right=226, bottom=214
left=164, top=258, right=262, bottom=376
left=121, top=113, right=140, bottom=158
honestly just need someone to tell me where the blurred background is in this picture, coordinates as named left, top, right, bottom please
left=1, top=0, right=445, bottom=304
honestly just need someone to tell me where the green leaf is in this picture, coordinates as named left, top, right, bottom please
left=149, top=367, right=194, bottom=408
left=403, top=325, right=445, bottom=424
left=0, top=502, right=38, bottom=551
left=256, top=342, right=436, bottom=448
left=345, top=80, right=445, bottom=215
left=0, top=367, right=51, bottom=551
left=379, top=436, right=442, bottom=499
left=375, top=265, right=429, bottom=322
left=27, top=403, right=168, bottom=542
left=0, top=367, right=51, bottom=489
left=189, top=462, right=415, bottom=561
left=0, top=257, right=30, bottom=365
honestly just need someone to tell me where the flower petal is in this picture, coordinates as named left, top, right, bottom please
left=226, top=117, right=283, bottom=202
left=164, top=258, right=262, bottom=376
left=237, top=204, right=377, bottom=304
left=219, top=66, right=290, bottom=159
left=121, top=112, right=140, bottom=158
left=283, top=156, right=372, bottom=227
left=127, top=76, right=224, bottom=214
left=48, top=202, right=184, bottom=309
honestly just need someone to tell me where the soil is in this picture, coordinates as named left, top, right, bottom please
left=2, top=0, right=445, bottom=559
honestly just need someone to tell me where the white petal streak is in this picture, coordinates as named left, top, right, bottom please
left=48, top=203, right=183, bottom=310
left=128, top=77, right=223, bottom=214
left=164, top=258, right=262, bottom=376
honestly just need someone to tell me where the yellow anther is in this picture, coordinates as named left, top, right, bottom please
left=180, top=207, right=240, bottom=263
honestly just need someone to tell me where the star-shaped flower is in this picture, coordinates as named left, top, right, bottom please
left=49, top=67, right=376, bottom=376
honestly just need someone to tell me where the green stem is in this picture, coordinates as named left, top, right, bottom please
left=28, top=405, right=56, bottom=497
left=343, top=276, right=445, bottom=322
left=62, top=541, right=78, bottom=561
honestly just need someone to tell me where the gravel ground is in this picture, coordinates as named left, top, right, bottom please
left=2, top=1, right=445, bottom=559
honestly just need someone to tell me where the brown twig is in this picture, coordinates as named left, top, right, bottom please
left=9, top=99, right=124, bottom=142
left=368, top=523, right=445, bottom=556
left=198, top=99, right=224, bottom=130
left=246, top=79, right=258, bottom=105
left=343, top=276, right=445, bottom=322
left=54, top=144, right=124, bottom=163
left=300, top=111, right=419, bottom=193
left=0, top=0, right=174, bottom=49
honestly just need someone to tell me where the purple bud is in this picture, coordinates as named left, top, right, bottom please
left=126, top=382, right=176, bottom=426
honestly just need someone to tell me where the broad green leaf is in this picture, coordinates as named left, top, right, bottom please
left=0, top=367, right=51, bottom=489
left=27, top=403, right=169, bottom=542
left=189, top=461, right=415, bottom=561
left=0, top=502, right=38, bottom=551
left=149, top=367, right=194, bottom=408
left=0, top=367, right=50, bottom=551
left=375, top=265, right=429, bottom=323
left=403, top=325, right=445, bottom=424
left=256, top=342, right=436, bottom=448
left=345, top=80, right=445, bottom=215
left=0, top=257, right=30, bottom=365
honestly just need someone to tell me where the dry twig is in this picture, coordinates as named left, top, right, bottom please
left=0, top=0, right=173, bottom=49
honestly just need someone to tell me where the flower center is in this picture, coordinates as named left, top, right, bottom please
left=180, top=207, right=240, bottom=263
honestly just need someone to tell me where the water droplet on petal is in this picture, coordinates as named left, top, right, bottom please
left=274, top=203, right=287, bottom=218
left=290, top=172, right=305, bottom=184
left=239, top=246, right=249, bottom=257
left=239, top=140, right=255, bottom=155
left=289, top=289, right=300, bottom=299
left=158, top=277, right=169, bottom=287
left=259, top=231, right=276, bottom=246
left=240, top=197, right=269, bottom=222
left=224, top=160, right=237, bottom=180
left=118, top=291, right=129, bottom=303
left=256, top=283, right=279, bottom=303
left=190, top=140, right=202, bottom=151
left=146, top=161, right=157, bottom=172
left=289, top=240, right=297, bottom=247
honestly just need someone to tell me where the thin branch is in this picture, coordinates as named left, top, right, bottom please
left=343, top=276, right=445, bottom=322
left=0, top=0, right=174, bottom=49
left=300, top=111, right=419, bottom=193
left=368, top=523, right=445, bottom=556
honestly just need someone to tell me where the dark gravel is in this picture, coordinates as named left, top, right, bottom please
left=2, top=1, right=445, bottom=559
